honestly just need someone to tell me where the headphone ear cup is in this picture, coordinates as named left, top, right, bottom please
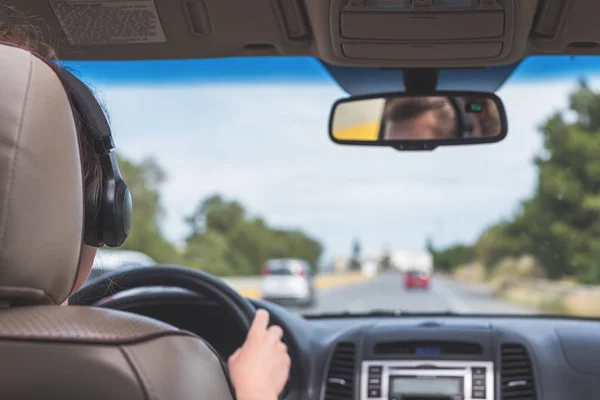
left=102, top=181, right=132, bottom=247
left=83, top=194, right=103, bottom=247
left=84, top=153, right=131, bottom=248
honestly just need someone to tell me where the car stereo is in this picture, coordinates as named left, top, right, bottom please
left=361, top=360, right=494, bottom=400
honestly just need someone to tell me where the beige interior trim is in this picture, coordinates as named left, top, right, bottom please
left=0, top=44, right=83, bottom=306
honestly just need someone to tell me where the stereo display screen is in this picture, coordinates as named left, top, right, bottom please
left=391, top=376, right=463, bottom=395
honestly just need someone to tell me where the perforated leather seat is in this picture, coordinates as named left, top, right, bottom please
left=0, top=43, right=235, bottom=399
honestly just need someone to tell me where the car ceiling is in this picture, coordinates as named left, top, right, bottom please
left=3, top=0, right=596, bottom=93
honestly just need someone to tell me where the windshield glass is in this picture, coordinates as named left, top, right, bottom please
left=73, top=56, right=600, bottom=317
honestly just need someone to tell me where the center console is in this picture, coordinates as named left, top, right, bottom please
left=323, top=318, right=543, bottom=400
left=356, top=322, right=496, bottom=400
left=361, top=360, right=494, bottom=400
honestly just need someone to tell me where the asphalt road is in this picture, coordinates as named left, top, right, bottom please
left=291, top=272, right=535, bottom=315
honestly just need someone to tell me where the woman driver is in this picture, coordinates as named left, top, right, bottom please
left=0, top=23, right=290, bottom=400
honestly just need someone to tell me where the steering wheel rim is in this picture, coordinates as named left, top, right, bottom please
left=70, top=265, right=256, bottom=332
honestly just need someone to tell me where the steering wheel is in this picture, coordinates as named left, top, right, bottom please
left=70, top=265, right=256, bottom=333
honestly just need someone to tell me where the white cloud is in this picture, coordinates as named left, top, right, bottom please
left=94, top=78, right=590, bottom=262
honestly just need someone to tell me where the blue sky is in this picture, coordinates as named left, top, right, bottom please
left=63, top=56, right=600, bottom=263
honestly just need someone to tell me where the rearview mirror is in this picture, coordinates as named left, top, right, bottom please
left=329, top=92, right=507, bottom=150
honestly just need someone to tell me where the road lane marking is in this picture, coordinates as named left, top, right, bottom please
left=314, top=273, right=373, bottom=289
left=317, top=276, right=380, bottom=299
left=432, top=277, right=472, bottom=313
left=238, top=288, right=261, bottom=298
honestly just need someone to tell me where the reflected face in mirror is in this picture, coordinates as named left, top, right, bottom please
left=382, top=96, right=456, bottom=140
left=329, top=91, right=506, bottom=148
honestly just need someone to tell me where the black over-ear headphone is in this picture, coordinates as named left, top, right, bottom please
left=448, top=97, right=475, bottom=138
left=57, top=67, right=132, bottom=248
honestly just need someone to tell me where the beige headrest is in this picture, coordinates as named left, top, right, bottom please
left=0, top=44, right=83, bottom=305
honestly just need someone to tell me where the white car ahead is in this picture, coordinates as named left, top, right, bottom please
left=260, top=258, right=316, bottom=308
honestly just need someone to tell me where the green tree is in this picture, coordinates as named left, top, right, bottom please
left=183, top=231, right=231, bottom=275
left=227, top=218, right=274, bottom=275
left=185, top=195, right=245, bottom=236
left=475, top=81, right=600, bottom=283
left=184, top=195, right=323, bottom=276
left=271, top=230, right=322, bottom=270
left=117, top=155, right=179, bottom=263
left=429, top=236, right=476, bottom=272
left=474, top=220, right=530, bottom=269
left=434, top=244, right=475, bottom=272
left=518, top=82, right=600, bottom=281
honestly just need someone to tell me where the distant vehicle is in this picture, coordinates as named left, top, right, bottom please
left=361, top=258, right=379, bottom=277
left=404, top=270, right=431, bottom=290
left=260, top=258, right=316, bottom=307
left=86, top=249, right=157, bottom=281
left=391, top=250, right=434, bottom=274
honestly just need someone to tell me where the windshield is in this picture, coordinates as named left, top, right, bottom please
left=74, top=55, right=600, bottom=318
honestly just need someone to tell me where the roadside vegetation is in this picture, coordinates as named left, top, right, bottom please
left=431, top=82, right=600, bottom=316
left=116, top=156, right=323, bottom=276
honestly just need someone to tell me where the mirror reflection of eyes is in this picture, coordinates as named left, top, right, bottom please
left=382, top=96, right=457, bottom=141
left=330, top=93, right=505, bottom=146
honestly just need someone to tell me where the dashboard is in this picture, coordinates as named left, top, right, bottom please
left=97, top=287, right=600, bottom=400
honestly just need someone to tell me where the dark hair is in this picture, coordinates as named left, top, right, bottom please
left=383, top=97, right=448, bottom=123
left=70, top=90, right=104, bottom=224
left=0, top=20, right=103, bottom=224
left=382, top=97, right=456, bottom=139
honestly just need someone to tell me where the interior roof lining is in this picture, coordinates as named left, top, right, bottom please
left=2, top=0, right=599, bottom=89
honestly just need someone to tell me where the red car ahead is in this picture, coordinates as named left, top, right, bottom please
left=404, top=270, right=431, bottom=289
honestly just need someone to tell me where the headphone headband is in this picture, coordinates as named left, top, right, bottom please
left=57, top=66, right=131, bottom=248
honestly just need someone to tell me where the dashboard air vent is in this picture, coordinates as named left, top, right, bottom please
left=374, top=341, right=483, bottom=356
left=324, top=342, right=355, bottom=400
left=500, top=343, right=537, bottom=400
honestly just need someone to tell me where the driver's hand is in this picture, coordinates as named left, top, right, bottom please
left=228, top=309, right=291, bottom=400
